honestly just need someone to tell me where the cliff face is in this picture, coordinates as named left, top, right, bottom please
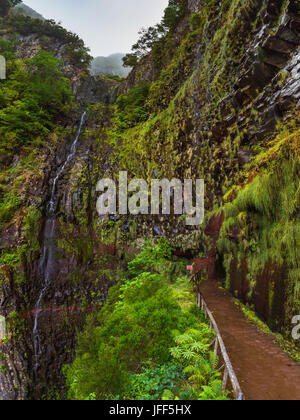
left=0, top=16, right=123, bottom=400
left=112, top=0, right=300, bottom=337
left=0, top=0, right=299, bottom=400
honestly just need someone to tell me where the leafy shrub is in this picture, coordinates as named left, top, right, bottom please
left=108, top=83, right=150, bottom=144
left=198, top=380, right=229, bottom=401
left=122, top=53, right=138, bottom=68
left=0, top=192, right=21, bottom=228
left=0, top=37, right=19, bottom=59
left=64, top=240, right=209, bottom=400
left=169, top=327, right=230, bottom=400
left=125, top=363, right=184, bottom=400
left=189, top=12, right=204, bottom=30
left=162, top=0, right=187, bottom=31
left=0, top=50, right=73, bottom=159
left=115, top=83, right=150, bottom=125
left=0, top=251, right=20, bottom=266
left=128, top=238, right=172, bottom=276
left=65, top=271, right=196, bottom=399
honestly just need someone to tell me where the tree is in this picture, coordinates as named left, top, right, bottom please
left=162, top=0, right=187, bottom=31
left=0, top=0, right=10, bottom=17
left=0, top=50, right=73, bottom=159
left=10, top=0, right=22, bottom=6
left=0, top=0, right=22, bottom=17
left=122, top=53, right=138, bottom=68
left=122, top=0, right=187, bottom=68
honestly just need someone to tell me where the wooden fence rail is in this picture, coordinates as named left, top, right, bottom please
left=195, top=290, right=244, bottom=400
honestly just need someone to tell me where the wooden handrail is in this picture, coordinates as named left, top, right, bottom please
left=195, top=290, right=244, bottom=400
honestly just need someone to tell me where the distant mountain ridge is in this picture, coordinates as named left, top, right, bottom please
left=91, top=53, right=131, bottom=78
left=12, top=3, right=44, bottom=20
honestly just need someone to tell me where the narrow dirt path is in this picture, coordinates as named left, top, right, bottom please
left=200, top=280, right=300, bottom=401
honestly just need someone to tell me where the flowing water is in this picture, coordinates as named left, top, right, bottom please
left=32, top=112, right=86, bottom=379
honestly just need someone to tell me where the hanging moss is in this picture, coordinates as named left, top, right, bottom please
left=217, top=119, right=300, bottom=339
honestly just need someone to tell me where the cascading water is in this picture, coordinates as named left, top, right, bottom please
left=33, top=112, right=86, bottom=379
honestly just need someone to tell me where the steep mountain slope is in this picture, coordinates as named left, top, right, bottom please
left=12, top=3, right=44, bottom=20
left=91, top=53, right=131, bottom=78
left=107, top=0, right=300, bottom=338
left=0, top=12, right=120, bottom=400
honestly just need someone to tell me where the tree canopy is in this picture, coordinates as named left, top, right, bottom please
left=123, top=0, right=187, bottom=68
left=0, top=0, right=22, bottom=17
left=0, top=50, right=74, bottom=160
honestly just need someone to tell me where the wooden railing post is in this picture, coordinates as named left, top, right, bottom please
left=222, top=368, right=229, bottom=395
left=214, top=338, right=219, bottom=356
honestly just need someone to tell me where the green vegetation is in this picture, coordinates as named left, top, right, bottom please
left=189, top=13, right=204, bottom=31
left=0, top=50, right=73, bottom=160
left=104, top=0, right=300, bottom=347
left=0, top=0, right=21, bottom=18
left=109, top=83, right=150, bottom=139
left=217, top=117, right=300, bottom=336
left=146, top=28, right=200, bottom=113
left=0, top=192, right=21, bottom=228
left=1, top=14, right=91, bottom=68
left=123, top=0, right=187, bottom=67
left=125, top=363, right=185, bottom=400
left=0, top=11, right=89, bottom=286
left=64, top=240, right=227, bottom=400
left=0, top=0, right=299, bottom=401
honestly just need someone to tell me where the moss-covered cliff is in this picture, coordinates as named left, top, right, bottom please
left=104, top=0, right=300, bottom=340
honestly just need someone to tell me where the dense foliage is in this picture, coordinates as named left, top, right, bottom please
left=0, top=0, right=21, bottom=17
left=64, top=240, right=227, bottom=400
left=0, top=50, right=73, bottom=160
left=109, top=83, right=150, bottom=137
left=217, top=117, right=300, bottom=334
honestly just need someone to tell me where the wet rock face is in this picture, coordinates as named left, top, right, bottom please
left=76, top=75, right=120, bottom=106
left=187, top=0, right=300, bottom=209
left=214, top=1, right=300, bottom=139
left=227, top=258, right=289, bottom=332
left=188, top=0, right=203, bottom=13
left=192, top=213, right=225, bottom=281
left=0, top=268, right=29, bottom=400
left=122, top=54, right=158, bottom=92
left=0, top=103, right=116, bottom=399
left=0, top=121, right=119, bottom=399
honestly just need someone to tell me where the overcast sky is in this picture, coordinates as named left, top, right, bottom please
left=23, top=0, right=169, bottom=57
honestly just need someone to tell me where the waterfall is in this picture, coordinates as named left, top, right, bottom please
left=33, top=112, right=86, bottom=380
